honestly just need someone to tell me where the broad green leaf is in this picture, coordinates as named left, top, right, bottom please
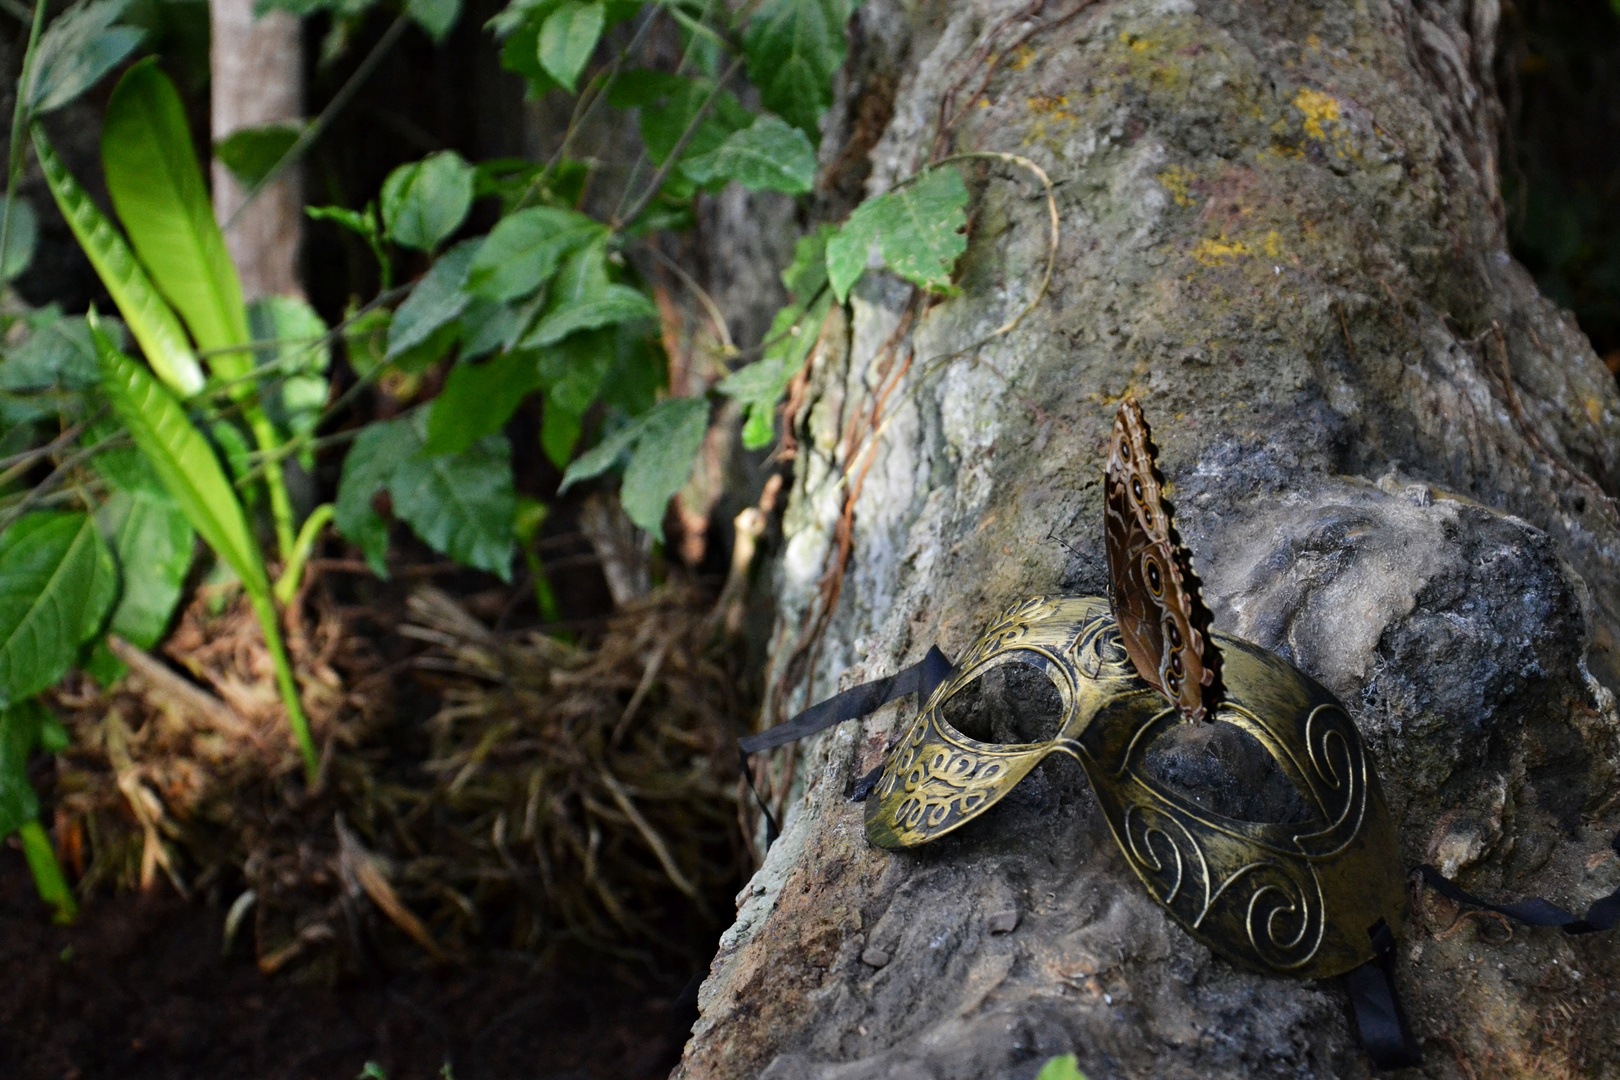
left=0, top=196, right=39, bottom=281
left=1035, top=1056, right=1088, bottom=1080
left=334, top=417, right=416, bottom=577
left=538, top=1, right=604, bottom=93
left=96, top=490, right=194, bottom=649
left=625, top=74, right=751, bottom=170
left=457, top=297, right=529, bottom=359
left=102, top=59, right=251, bottom=372
left=26, top=0, right=146, bottom=116
left=619, top=398, right=708, bottom=538
left=742, top=0, right=857, bottom=138
left=32, top=128, right=204, bottom=397
left=464, top=206, right=603, bottom=302
left=721, top=290, right=832, bottom=448
left=487, top=0, right=557, bottom=40
left=827, top=167, right=968, bottom=302
left=214, top=124, right=302, bottom=187
left=524, top=285, right=656, bottom=348
left=91, top=323, right=268, bottom=596
left=250, top=296, right=330, bottom=466
left=406, top=0, right=461, bottom=40
left=0, top=701, right=52, bottom=837
left=682, top=115, right=816, bottom=194
left=535, top=329, right=614, bottom=466
left=497, top=15, right=562, bottom=100
left=381, top=151, right=475, bottom=252
left=0, top=514, right=116, bottom=707
left=387, top=239, right=481, bottom=358
left=558, top=413, right=646, bottom=491
left=425, top=350, right=542, bottom=455
left=0, top=315, right=100, bottom=425
left=389, top=409, right=516, bottom=579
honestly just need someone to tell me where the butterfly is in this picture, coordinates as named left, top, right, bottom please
left=1103, top=397, right=1222, bottom=722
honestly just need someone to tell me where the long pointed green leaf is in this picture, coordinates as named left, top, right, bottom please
left=102, top=59, right=251, bottom=372
left=31, top=125, right=204, bottom=397
left=90, top=321, right=268, bottom=596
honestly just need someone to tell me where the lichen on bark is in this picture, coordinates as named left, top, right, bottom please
left=680, top=1, right=1620, bottom=1077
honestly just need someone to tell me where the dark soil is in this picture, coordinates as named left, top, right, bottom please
left=0, top=848, right=695, bottom=1080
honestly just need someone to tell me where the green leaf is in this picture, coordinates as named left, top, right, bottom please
left=535, top=329, right=614, bottom=467
left=425, top=350, right=542, bottom=455
left=32, top=128, right=205, bottom=397
left=27, top=0, right=146, bottom=116
left=102, top=59, right=251, bottom=372
left=307, top=202, right=381, bottom=243
left=682, top=115, right=816, bottom=194
left=619, top=398, right=708, bottom=538
left=721, top=289, right=832, bottom=449
left=214, top=124, right=303, bottom=187
left=826, top=167, right=968, bottom=302
left=497, top=15, right=562, bottom=100
left=0, top=514, right=116, bottom=707
left=623, top=73, right=751, bottom=170
left=457, top=297, right=528, bottom=359
left=96, top=490, right=195, bottom=650
left=91, top=322, right=268, bottom=597
left=334, top=417, right=415, bottom=577
left=525, top=285, right=657, bottom=348
left=537, top=1, right=604, bottom=93
left=464, top=206, right=603, bottom=302
left=742, top=0, right=857, bottom=138
left=0, top=701, right=52, bottom=837
left=249, top=296, right=330, bottom=466
left=389, top=409, right=516, bottom=579
left=782, top=224, right=835, bottom=301
left=1, top=197, right=39, bottom=281
left=0, top=315, right=100, bottom=426
left=387, top=239, right=481, bottom=358
left=1034, top=1055, right=1088, bottom=1080
left=406, top=0, right=461, bottom=40
left=382, top=151, right=475, bottom=252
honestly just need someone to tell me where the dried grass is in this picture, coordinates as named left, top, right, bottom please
left=45, top=577, right=750, bottom=978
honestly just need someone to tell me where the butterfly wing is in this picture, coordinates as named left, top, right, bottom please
left=1104, top=398, right=1222, bottom=721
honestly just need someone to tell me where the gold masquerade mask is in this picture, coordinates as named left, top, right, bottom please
left=863, top=594, right=1406, bottom=980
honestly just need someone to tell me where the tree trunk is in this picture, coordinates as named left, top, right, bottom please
left=679, top=1, right=1620, bottom=1077
left=210, top=0, right=303, bottom=300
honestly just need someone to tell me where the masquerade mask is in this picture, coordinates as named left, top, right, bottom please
left=864, top=594, right=1405, bottom=980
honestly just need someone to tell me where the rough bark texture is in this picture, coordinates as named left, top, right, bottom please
left=679, top=1, right=1620, bottom=1077
left=210, top=0, right=303, bottom=300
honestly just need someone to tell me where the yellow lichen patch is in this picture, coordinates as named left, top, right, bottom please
left=1156, top=165, right=1199, bottom=208
left=1010, top=45, right=1037, bottom=71
left=1586, top=396, right=1606, bottom=428
left=1192, top=236, right=1253, bottom=266
left=1294, top=88, right=1341, bottom=141
left=1263, top=230, right=1284, bottom=258
left=1024, top=94, right=1077, bottom=146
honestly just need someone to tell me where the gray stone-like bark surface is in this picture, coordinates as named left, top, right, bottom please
left=679, top=1, right=1620, bottom=1077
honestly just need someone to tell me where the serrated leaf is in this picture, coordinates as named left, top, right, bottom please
left=389, top=410, right=516, bottom=579
left=720, top=290, right=831, bottom=449
left=682, top=114, right=816, bottom=194
left=0, top=514, right=116, bottom=707
left=425, top=350, right=542, bottom=455
left=91, top=323, right=268, bottom=597
left=464, top=206, right=603, bottom=302
left=406, top=0, right=461, bottom=40
left=1, top=197, right=39, bottom=282
left=102, top=59, right=251, bottom=374
left=538, top=0, right=604, bottom=93
left=629, top=74, right=751, bottom=169
left=96, top=490, right=194, bottom=649
left=742, top=0, right=857, bottom=138
left=387, top=239, right=481, bottom=358
left=382, top=151, right=475, bottom=252
left=214, top=124, right=302, bottom=187
left=27, top=0, right=146, bottom=116
left=558, top=397, right=707, bottom=540
left=619, top=398, right=708, bottom=538
left=32, top=128, right=204, bottom=397
left=334, top=417, right=415, bottom=577
left=524, top=284, right=656, bottom=348
left=827, top=167, right=968, bottom=302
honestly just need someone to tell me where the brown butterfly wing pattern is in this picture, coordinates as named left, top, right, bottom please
left=1103, top=398, right=1222, bottom=722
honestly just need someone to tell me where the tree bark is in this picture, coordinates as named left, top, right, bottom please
left=210, top=0, right=303, bottom=300
left=680, top=0, right=1620, bottom=1077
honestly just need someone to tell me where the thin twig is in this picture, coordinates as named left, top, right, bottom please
left=614, top=52, right=746, bottom=230
left=0, top=0, right=47, bottom=269
left=639, top=240, right=735, bottom=356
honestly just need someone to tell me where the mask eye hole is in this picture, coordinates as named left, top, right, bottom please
left=938, top=658, right=1064, bottom=745
left=1141, top=720, right=1317, bottom=825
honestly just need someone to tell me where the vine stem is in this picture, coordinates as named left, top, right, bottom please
left=248, top=588, right=319, bottom=783
left=614, top=53, right=745, bottom=230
